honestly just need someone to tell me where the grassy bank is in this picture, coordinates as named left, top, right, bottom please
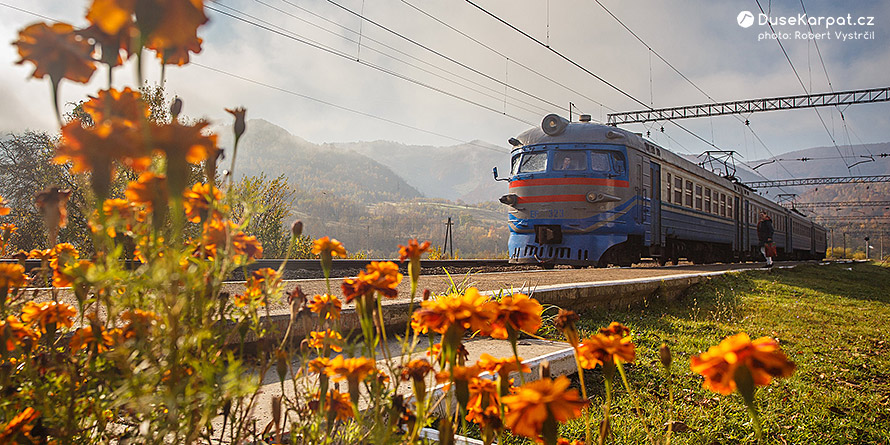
left=500, top=261, right=890, bottom=444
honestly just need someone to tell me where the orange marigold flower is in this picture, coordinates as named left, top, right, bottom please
left=435, top=364, right=481, bottom=385
left=125, top=172, right=168, bottom=211
left=466, top=377, right=500, bottom=424
left=502, top=376, right=588, bottom=441
left=183, top=182, right=224, bottom=223
left=0, top=263, right=28, bottom=290
left=412, top=287, right=498, bottom=335
left=356, top=261, right=402, bottom=299
left=199, top=218, right=263, bottom=261
left=321, top=389, right=354, bottom=421
left=56, top=119, right=150, bottom=193
left=341, top=276, right=371, bottom=304
left=13, top=22, right=95, bottom=84
left=0, top=316, right=39, bottom=351
left=325, top=355, right=376, bottom=383
left=312, top=236, right=347, bottom=258
left=20, top=301, right=76, bottom=332
left=308, top=329, right=343, bottom=352
left=0, top=407, right=39, bottom=441
left=78, top=22, right=135, bottom=67
left=121, top=309, right=158, bottom=339
left=690, top=332, right=796, bottom=395
left=576, top=329, right=636, bottom=369
left=398, top=239, right=430, bottom=262
left=82, top=87, right=148, bottom=125
left=308, top=294, right=342, bottom=320
left=307, top=357, right=330, bottom=374
left=50, top=242, right=80, bottom=262
left=28, top=248, right=53, bottom=262
left=489, top=293, right=543, bottom=339
left=52, top=259, right=93, bottom=288
left=599, top=321, right=630, bottom=338
left=150, top=120, right=217, bottom=165
left=0, top=195, right=9, bottom=216
left=69, top=325, right=115, bottom=353
left=400, top=358, right=434, bottom=382
left=476, top=353, right=530, bottom=378
left=86, top=0, right=134, bottom=35
left=0, top=224, right=14, bottom=238
left=103, top=198, right=137, bottom=219
left=142, top=0, right=208, bottom=65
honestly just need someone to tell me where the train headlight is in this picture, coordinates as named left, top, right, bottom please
left=499, top=193, right=518, bottom=206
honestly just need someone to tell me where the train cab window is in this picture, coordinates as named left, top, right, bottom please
left=554, top=150, right=586, bottom=171
left=685, top=180, right=693, bottom=207
left=611, top=152, right=626, bottom=175
left=510, top=154, right=521, bottom=175
left=704, top=188, right=711, bottom=213
left=695, top=185, right=703, bottom=210
left=516, top=152, right=547, bottom=173
left=674, top=176, right=683, bottom=204
left=590, top=151, right=611, bottom=172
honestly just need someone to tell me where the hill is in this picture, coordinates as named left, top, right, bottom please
left=217, top=119, right=422, bottom=204
left=330, top=140, right=510, bottom=203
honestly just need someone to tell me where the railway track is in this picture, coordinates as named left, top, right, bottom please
left=4, top=258, right=520, bottom=281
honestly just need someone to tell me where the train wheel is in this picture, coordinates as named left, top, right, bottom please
left=540, top=263, right=555, bottom=270
left=657, top=256, right=668, bottom=266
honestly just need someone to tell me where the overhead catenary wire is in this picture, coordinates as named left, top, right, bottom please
left=0, top=2, right=510, bottom=155
left=204, top=4, right=538, bottom=127
left=753, top=0, right=853, bottom=174
left=462, top=0, right=754, bottom=159
left=398, top=0, right=617, bottom=114
left=213, top=0, right=552, bottom=118
left=589, top=0, right=798, bottom=192
left=323, top=0, right=584, bottom=117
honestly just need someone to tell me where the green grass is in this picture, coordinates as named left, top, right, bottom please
left=501, top=262, right=890, bottom=444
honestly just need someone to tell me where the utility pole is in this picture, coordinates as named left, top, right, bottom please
left=443, top=217, right=454, bottom=259
left=843, top=232, right=847, bottom=259
left=865, top=236, right=870, bottom=260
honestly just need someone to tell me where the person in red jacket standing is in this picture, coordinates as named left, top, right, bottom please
left=757, top=211, right=775, bottom=267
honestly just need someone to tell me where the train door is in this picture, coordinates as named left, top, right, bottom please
left=734, top=195, right=741, bottom=253
left=739, top=199, right=751, bottom=258
left=638, top=155, right=651, bottom=245
left=649, top=162, right=661, bottom=247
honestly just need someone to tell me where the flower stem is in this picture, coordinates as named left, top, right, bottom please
left=573, top=349, right=592, bottom=445
left=616, top=361, right=655, bottom=445
left=600, top=375, right=612, bottom=445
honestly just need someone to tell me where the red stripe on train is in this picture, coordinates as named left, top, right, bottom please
left=517, top=194, right=588, bottom=203
left=509, top=177, right=629, bottom=188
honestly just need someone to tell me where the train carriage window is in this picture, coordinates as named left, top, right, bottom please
left=554, top=150, right=587, bottom=171
left=685, top=180, right=693, bottom=207
left=517, top=152, right=547, bottom=173
left=674, top=176, right=683, bottom=204
left=590, top=151, right=611, bottom=172
left=704, top=188, right=711, bottom=213
left=695, top=185, right=703, bottom=211
left=727, top=199, right=733, bottom=219
left=666, top=173, right=672, bottom=203
left=720, top=194, right=726, bottom=217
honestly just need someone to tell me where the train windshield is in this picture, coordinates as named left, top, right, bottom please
left=553, top=150, right=586, bottom=171
left=516, top=152, right=548, bottom=173
left=590, top=152, right=611, bottom=172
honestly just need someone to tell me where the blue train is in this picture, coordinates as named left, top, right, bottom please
left=494, top=114, right=827, bottom=268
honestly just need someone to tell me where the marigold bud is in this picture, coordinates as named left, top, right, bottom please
left=422, top=288, right=431, bottom=301
left=170, top=97, right=182, bottom=118
left=659, top=343, right=672, bottom=370
left=291, top=220, right=303, bottom=237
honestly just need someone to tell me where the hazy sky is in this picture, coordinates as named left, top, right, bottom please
left=1, top=0, right=888, bottom=174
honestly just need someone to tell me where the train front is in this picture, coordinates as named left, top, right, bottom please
left=496, top=115, right=637, bottom=267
